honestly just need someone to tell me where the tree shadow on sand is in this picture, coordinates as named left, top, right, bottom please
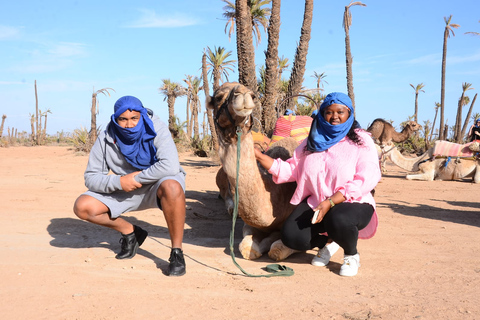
left=376, top=199, right=480, bottom=228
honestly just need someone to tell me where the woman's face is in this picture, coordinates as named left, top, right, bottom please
left=323, top=103, right=350, bottom=125
left=117, top=110, right=141, bottom=128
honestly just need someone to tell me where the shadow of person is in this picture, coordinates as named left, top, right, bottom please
left=47, top=216, right=173, bottom=272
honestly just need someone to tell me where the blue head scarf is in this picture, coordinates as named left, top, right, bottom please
left=108, top=96, right=157, bottom=170
left=306, top=92, right=355, bottom=152
left=475, top=119, right=480, bottom=128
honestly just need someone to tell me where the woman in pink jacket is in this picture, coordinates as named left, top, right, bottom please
left=255, top=92, right=381, bottom=276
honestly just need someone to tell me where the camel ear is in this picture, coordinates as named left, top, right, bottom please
left=206, top=95, right=214, bottom=111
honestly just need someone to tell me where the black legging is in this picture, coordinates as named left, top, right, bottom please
left=281, top=199, right=374, bottom=255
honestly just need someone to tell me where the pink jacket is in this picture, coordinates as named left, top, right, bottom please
left=268, top=129, right=381, bottom=239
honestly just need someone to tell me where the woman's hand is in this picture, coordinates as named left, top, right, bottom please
left=311, top=199, right=331, bottom=224
left=254, top=147, right=274, bottom=170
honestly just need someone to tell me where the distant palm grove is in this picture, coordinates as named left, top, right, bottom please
left=0, top=1, right=478, bottom=156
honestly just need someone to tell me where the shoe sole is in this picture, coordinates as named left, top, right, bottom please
left=168, top=269, right=186, bottom=277
left=115, top=242, right=139, bottom=260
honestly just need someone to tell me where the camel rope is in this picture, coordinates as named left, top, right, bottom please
left=228, top=127, right=294, bottom=277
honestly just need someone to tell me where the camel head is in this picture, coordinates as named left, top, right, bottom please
left=405, top=121, right=421, bottom=133
left=206, top=82, right=258, bottom=136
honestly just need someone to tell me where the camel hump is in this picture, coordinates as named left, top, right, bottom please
left=266, top=137, right=298, bottom=161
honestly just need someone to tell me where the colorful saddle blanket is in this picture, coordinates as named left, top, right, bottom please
left=432, top=140, right=474, bottom=158
left=269, top=115, right=313, bottom=147
left=252, top=130, right=271, bottom=151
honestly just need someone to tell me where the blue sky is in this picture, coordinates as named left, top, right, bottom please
left=1, top=0, right=479, bottom=135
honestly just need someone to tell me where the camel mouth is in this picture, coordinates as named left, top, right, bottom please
left=231, top=93, right=255, bottom=117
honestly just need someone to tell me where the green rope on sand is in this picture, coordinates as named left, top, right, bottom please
left=229, top=127, right=294, bottom=277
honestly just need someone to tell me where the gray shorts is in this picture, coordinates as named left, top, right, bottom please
left=83, top=172, right=186, bottom=218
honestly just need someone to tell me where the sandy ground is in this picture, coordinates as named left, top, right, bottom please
left=1, top=145, right=479, bottom=320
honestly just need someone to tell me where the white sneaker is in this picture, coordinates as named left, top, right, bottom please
left=311, top=242, right=340, bottom=266
left=339, top=253, right=360, bottom=277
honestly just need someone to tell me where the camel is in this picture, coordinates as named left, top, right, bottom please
left=368, top=119, right=421, bottom=172
left=367, top=118, right=421, bottom=146
left=378, top=144, right=480, bottom=183
left=207, top=82, right=300, bottom=261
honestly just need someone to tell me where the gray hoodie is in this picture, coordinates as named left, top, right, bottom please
left=84, top=112, right=186, bottom=194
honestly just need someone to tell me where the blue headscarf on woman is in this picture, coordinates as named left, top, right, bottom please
left=108, top=96, right=157, bottom=170
left=306, top=92, right=355, bottom=152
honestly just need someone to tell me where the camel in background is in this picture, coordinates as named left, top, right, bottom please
left=368, top=118, right=422, bottom=171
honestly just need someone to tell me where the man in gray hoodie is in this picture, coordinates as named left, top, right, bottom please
left=73, top=95, right=187, bottom=276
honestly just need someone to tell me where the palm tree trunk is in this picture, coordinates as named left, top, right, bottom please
left=34, top=80, right=39, bottom=145
left=460, top=93, right=478, bottom=139
left=202, top=52, right=219, bottom=151
left=414, top=93, right=419, bottom=123
left=429, top=107, right=439, bottom=147
left=263, top=0, right=281, bottom=136
left=90, top=93, right=97, bottom=144
left=439, top=28, right=449, bottom=140
left=235, top=0, right=260, bottom=131
left=193, top=99, right=200, bottom=139
left=186, top=96, right=192, bottom=138
left=0, top=115, right=6, bottom=138
left=286, top=0, right=313, bottom=110
left=454, top=92, right=465, bottom=142
left=167, top=96, right=176, bottom=136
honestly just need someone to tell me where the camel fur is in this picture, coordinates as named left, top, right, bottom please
left=378, top=144, right=480, bottom=183
left=207, top=82, right=299, bottom=261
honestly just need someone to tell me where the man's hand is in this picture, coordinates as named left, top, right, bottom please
left=120, top=171, right=142, bottom=192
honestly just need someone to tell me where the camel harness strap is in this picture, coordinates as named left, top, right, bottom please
left=228, top=127, right=294, bottom=277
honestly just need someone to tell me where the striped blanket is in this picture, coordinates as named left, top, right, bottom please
left=269, top=115, right=313, bottom=147
left=432, top=140, right=475, bottom=158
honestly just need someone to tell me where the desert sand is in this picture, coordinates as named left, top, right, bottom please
left=1, top=146, right=479, bottom=319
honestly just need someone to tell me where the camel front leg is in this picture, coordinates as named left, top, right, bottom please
left=238, top=224, right=262, bottom=260
left=268, top=239, right=300, bottom=261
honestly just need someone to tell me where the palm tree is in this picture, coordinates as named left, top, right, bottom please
left=41, top=108, right=52, bottom=143
left=159, top=79, right=186, bottom=138
left=202, top=51, right=219, bottom=151
left=262, top=0, right=281, bottom=136
left=410, top=83, right=425, bottom=123
left=286, top=0, right=314, bottom=110
left=278, top=55, right=290, bottom=79
left=343, top=1, right=366, bottom=113
left=222, top=0, right=271, bottom=46
left=34, top=80, right=39, bottom=145
left=183, top=75, right=203, bottom=139
left=90, top=87, right=115, bottom=144
left=312, top=71, right=329, bottom=91
left=0, top=114, right=6, bottom=138
left=461, top=93, right=478, bottom=140
left=206, top=46, right=236, bottom=92
left=429, top=102, right=441, bottom=145
left=454, top=82, right=473, bottom=142
left=234, top=0, right=259, bottom=86
left=439, top=15, right=460, bottom=140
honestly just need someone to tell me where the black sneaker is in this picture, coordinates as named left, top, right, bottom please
left=168, top=248, right=186, bottom=276
left=115, top=225, right=148, bottom=260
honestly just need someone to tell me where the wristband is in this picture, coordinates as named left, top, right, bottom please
left=328, top=198, right=335, bottom=208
